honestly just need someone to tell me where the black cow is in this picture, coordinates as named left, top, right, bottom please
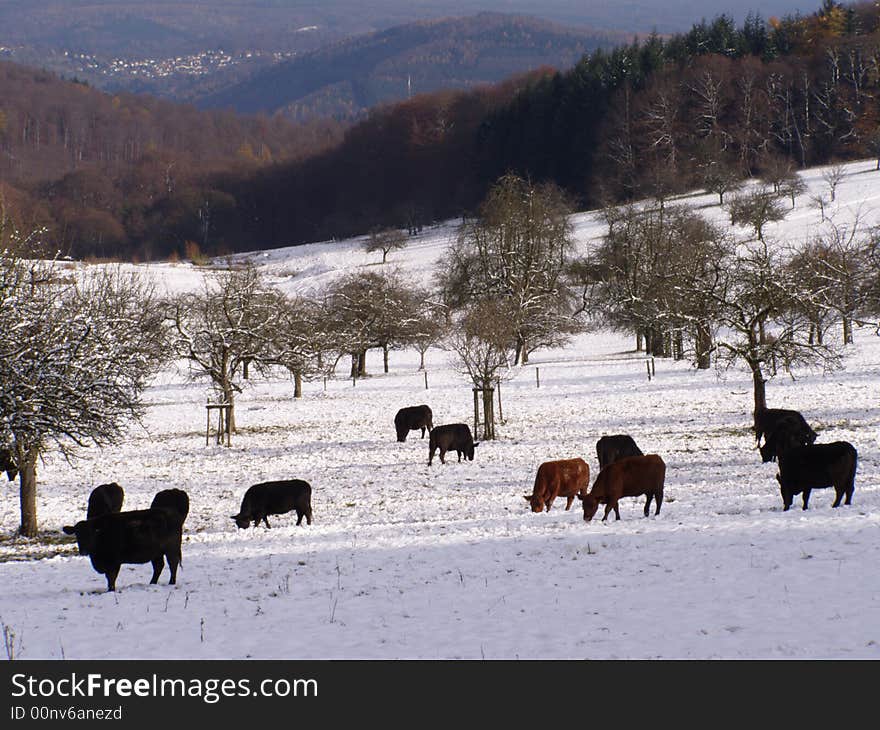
left=0, top=447, right=17, bottom=482
left=395, top=405, right=433, bottom=442
left=232, top=479, right=312, bottom=529
left=754, top=407, right=816, bottom=448
left=62, top=509, right=184, bottom=592
left=758, top=412, right=818, bottom=463
left=150, top=488, right=190, bottom=525
left=428, top=423, right=479, bottom=465
left=86, top=482, right=125, bottom=520
left=596, top=434, right=643, bottom=470
left=775, top=440, right=858, bottom=511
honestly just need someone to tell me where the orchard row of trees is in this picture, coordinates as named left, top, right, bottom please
left=3, top=170, right=880, bottom=536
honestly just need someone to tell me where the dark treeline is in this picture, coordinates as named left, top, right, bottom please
left=3, top=1, right=880, bottom=261
left=0, top=60, right=346, bottom=259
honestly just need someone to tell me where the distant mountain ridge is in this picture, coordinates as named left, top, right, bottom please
left=196, top=13, right=630, bottom=119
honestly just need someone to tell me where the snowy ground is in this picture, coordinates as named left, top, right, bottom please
left=0, top=160, right=879, bottom=659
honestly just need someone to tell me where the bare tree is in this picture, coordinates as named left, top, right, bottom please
left=443, top=300, right=517, bottom=440
left=322, top=269, right=426, bottom=376
left=438, top=173, right=579, bottom=365
left=788, top=213, right=878, bottom=344
left=678, top=239, right=843, bottom=422
left=364, top=228, right=408, bottom=264
left=166, top=263, right=283, bottom=432
left=0, top=252, right=167, bottom=536
left=821, top=163, right=846, bottom=202
left=725, top=188, right=789, bottom=241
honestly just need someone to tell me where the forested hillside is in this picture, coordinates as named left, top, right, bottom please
left=2, top=1, right=880, bottom=261
left=0, top=61, right=346, bottom=259
left=197, top=13, right=628, bottom=119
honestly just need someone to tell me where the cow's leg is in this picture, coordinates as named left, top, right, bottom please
left=654, top=490, right=663, bottom=515
left=167, top=551, right=180, bottom=585
left=565, top=495, right=574, bottom=510
left=263, top=516, right=271, bottom=528
left=296, top=510, right=304, bottom=525
left=428, top=447, right=435, bottom=466
left=845, top=485, right=854, bottom=505
left=644, top=493, right=653, bottom=516
left=802, top=489, right=811, bottom=510
left=421, top=427, right=426, bottom=438
left=306, top=509, right=312, bottom=525
left=439, top=448, right=447, bottom=464
left=602, top=502, right=614, bottom=521
left=832, top=487, right=844, bottom=508
left=150, top=555, right=165, bottom=584
left=457, top=450, right=462, bottom=462
left=105, top=564, right=120, bottom=592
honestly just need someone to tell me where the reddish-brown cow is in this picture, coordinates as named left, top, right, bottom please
left=523, top=458, right=591, bottom=513
left=577, top=454, right=666, bottom=522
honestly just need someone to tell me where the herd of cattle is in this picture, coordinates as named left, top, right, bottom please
left=26, top=401, right=856, bottom=593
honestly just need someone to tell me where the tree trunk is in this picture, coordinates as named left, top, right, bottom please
left=751, top=364, right=767, bottom=424
left=636, top=331, right=643, bottom=352
left=350, top=353, right=358, bottom=379
left=513, top=336, right=524, bottom=366
left=18, top=451, right=38, bottom=537
left=419, top=348, right=426, bottom=370
left=357, top=350, right=367, bottom=377
left=481, top=387, right=496, bottom=441
left=294, top=370, right=303, bottom=398
left=695, top=322, right=712, bottom=370
left=843, top=317, right=852, bottom=345
left=383, top=344, right=389, bottom=374
left=674, top=330, right=684, bottom=361
left=221, top=380, right=236, bottom=433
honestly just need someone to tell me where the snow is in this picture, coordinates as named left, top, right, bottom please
left=1, top=159, right=879, bottom=659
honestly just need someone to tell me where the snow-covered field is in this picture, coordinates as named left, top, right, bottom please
left=1, top=160, right=879, bottom=660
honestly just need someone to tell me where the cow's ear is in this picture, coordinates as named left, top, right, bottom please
left=523, top=495, right=531, bottom=501
left=473, top=442, right=480, bottom=448
left=62, top=525, right=75, bottom=534
left=576, top=494, right=584, bottom=501
left=230, top=515, right=239, bottom=520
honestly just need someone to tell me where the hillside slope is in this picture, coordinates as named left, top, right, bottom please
left=0, top=159, right=878, bottom=660
left=196, top=13, right=627, bottom=119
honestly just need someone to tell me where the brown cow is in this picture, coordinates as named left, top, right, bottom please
left=523, top=458, right=590, bottom=513
left=577, top=454, right=666, bottom=522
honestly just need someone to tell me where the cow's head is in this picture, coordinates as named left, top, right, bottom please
left=231, top=513, right=252, bottom=529
left=577, top=493, right=600, bottom=522
left=759, top=440, right=776, bottom=463
left=523, top=494, right=543, bottom=513
left=466, top=442, right=479, bottom=461
left=62, top=521, right=96, bottom=555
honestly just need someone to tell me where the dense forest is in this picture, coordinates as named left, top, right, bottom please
left=2, top=1, right=880, bottom=261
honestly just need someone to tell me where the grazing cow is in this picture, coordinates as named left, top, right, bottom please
left=231, top=479, right=312, bottom=529
left=150, top=488, right=190, bottom=525
left=754, top=407, right=816, bottom=449
left=62, top=509, right=184, bottom=592
left=395, top=405, right=434, bottom=442
left=775, top=440, right=857, bottom=511
left=596, top=434, right=643, bottom=470
left=758, top=412, right=818, bottom=463
left=523, top=458, right=590, bottom=513
left=86, top=482, right=125, bottom=520
left=577, top=454, right=666, bottom=522
left=428, top=423, right=479, bottom=465
left=0, top=447, right=17, bottom=482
